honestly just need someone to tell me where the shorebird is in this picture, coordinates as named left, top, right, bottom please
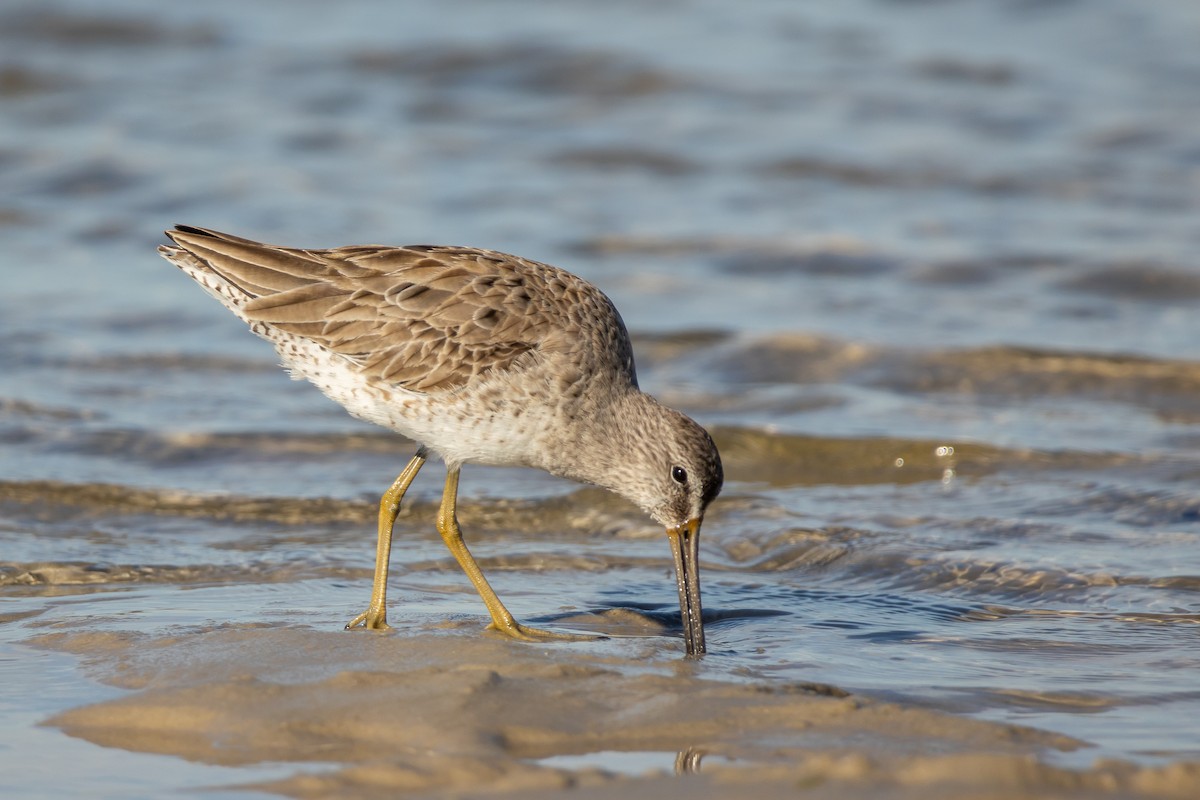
left=160, top=225, right=722, bottom=655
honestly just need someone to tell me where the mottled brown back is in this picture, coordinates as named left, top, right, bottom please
left=163, top=226, right=637, bottom=394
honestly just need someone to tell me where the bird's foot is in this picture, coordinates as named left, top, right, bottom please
left=487, top=619, right=602, bottom=643
left=345, top=606, right=391, bottom=631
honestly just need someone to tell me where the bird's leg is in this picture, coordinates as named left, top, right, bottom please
left=345, top=447, right=428, bottom=630
left=436, top=467, right=598, bottom=642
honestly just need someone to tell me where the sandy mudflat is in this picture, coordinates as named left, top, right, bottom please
left=2, top=0, right=1199, bottom=797
left=34, top=625, right=1199, bottom=799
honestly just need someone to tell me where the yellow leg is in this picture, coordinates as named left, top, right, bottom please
left=345, top=447, right=428, bottom=630
left=437, top=467, right=597, bottom=642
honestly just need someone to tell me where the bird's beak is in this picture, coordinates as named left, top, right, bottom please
left=667, top=517, right=706, bottom=656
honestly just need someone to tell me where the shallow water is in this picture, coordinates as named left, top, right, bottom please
left=2, top=0, right=1200, bottom=796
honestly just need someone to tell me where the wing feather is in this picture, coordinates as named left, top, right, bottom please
left=162, top=225, right=633, bottom=394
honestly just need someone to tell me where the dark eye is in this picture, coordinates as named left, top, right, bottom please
left=671, top=466, right=688, bottom=484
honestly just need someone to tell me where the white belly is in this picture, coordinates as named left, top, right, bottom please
left=263, top=325, right=553, bottom=469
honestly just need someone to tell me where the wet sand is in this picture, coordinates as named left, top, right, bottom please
left=30, top=625, right=1196, bottom=799
left=7, top=458, right=1199, bottom=798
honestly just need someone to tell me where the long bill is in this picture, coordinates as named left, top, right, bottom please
left=667, top=517, right=706, bottom=656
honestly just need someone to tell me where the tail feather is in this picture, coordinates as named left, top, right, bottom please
left=161, top=225, right=327, bottom=299
left=159, top=241, right=252, bottom=318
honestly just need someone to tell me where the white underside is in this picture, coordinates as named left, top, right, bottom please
left=167, top=249, right=561, bottom=470
left=277, top=335, right=556, bottom=469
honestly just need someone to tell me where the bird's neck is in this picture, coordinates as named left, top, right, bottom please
left=538, top=388, right=658, bottom=497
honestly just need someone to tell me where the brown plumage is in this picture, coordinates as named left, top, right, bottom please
left=160, top=225, right=721, bottom=655
left=163, top=225, right=634, bottom=394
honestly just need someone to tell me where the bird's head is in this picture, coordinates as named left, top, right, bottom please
left=607, top=401, right=722, bottom=656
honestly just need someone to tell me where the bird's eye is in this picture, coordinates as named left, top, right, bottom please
left=671, top=466, right=688, bottom=484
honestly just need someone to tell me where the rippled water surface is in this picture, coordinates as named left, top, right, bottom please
left=3, top=0, right=1199, bottom=796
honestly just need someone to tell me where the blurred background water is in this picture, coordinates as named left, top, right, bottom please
left=2, top=0, right=1199, bottom=795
